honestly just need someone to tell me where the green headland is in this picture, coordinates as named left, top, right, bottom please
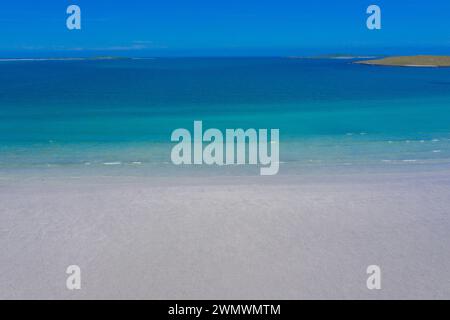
left=355, top=55, right=450, bottom=67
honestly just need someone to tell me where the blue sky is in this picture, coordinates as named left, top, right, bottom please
left=1, top=0, right=449, bottom=56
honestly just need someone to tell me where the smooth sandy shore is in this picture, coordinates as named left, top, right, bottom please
left=1, top=166, right=450, bottom=299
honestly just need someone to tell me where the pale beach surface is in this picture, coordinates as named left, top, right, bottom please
left=1, top=166, right=450, bottom=299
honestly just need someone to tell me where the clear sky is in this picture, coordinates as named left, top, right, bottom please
left=1, top=0, right=449, bottom=57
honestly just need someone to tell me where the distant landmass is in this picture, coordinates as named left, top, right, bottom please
left=288, top=54, right=378, bottom=60
left=355, top=55, right=450, bottom=67
left=0, top=56, right=133, bottom=62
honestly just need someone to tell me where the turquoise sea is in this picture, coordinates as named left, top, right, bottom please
left=0, top=57, right=450, bottom=176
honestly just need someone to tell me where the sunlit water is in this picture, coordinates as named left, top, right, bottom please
left=1, top=58, right=449, bottom=176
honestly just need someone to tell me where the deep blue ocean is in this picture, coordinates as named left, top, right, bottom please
left=0, top=58, right=449, bottom=175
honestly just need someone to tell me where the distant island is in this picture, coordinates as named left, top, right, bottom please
left=86, top=56, right=129, bottom=60
left=289, top=54, right=377, bottom=60
left=0, top=56, right=132, bottom=62
left=355, top=55, right=450, bottom=67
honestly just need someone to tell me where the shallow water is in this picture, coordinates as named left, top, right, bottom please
left=0, top=58, right=449, bottom=175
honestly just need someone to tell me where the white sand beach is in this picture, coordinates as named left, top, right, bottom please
left=1, top=166, right=450, bottom=299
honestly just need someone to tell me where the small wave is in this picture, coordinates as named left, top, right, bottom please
left=103, top=162, right=121, bottom=166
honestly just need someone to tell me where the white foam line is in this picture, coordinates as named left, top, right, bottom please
left=404, top=64, right=439, bottom=67
left=103, top=162, right=121, bottom=165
